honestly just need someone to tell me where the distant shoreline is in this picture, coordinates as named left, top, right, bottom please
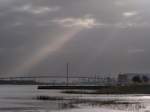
left=38, top=85, right=150, bottom=94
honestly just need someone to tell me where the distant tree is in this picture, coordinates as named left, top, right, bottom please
left=142, top=75, right=149, bottom=83
left=132, top=75, right=142, bottom=83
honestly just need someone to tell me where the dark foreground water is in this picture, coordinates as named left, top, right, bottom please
left=0, top=85, right=150, bottom=112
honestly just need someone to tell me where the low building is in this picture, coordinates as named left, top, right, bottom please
left=118, top=73, right=150, bottom=86
left=118, top=74, right=129, bottom=86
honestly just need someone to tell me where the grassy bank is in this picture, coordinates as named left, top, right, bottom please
left=62, top=85, right=150, bottom=94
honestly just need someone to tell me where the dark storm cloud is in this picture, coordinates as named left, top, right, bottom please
left=0, top=0, right=150, bottom=76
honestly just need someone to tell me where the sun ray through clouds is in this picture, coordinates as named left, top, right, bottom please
left=11, top=28, right=82, bottom=75
left=10, top=15, right=100, bottom=76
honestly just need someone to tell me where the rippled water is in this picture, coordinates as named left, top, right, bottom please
left=0, top=85, right=150, bottom=112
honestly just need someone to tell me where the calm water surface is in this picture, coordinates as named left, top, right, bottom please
left=0, top=85, right=150, bottom=112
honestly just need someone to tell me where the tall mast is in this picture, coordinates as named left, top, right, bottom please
left=66, top=63, right=69, bottom=86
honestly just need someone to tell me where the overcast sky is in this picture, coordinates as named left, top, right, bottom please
left=0, top=0, right=150, bottom=77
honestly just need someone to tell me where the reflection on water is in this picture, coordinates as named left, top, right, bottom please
left=0, top=85, right=150, bottom=112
